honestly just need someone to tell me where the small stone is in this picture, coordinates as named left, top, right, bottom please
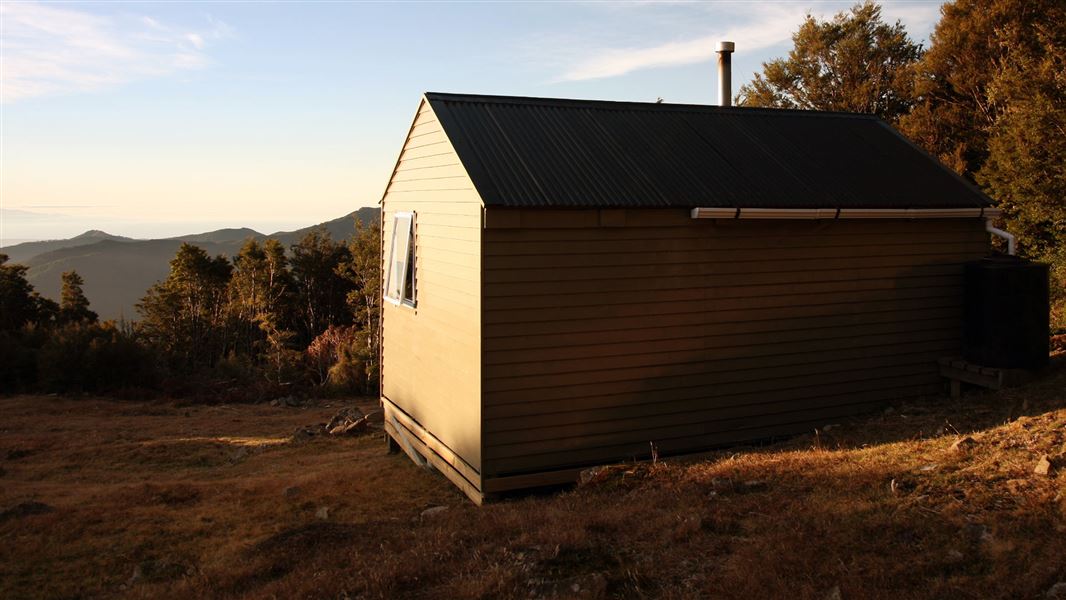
left=578, top=466, right=609, bottom=486
left=825, top=585, right=842, bottom=600
left=1034, top=455, right=1053, bottom=476
left=883, top=406, right=896, bottom=416
left=947, top=549, right=964, bottom=562
left=283, top=486, right=301, bottom=498
left=1046, top=582, right=1066, bottom=600
left=421, top=505, right=448, bottom=519
left=919, top=464, right=939, bottom=472
left=950, top=437, right=978, bottom=453
left=316, top=506, right=330, bottom=520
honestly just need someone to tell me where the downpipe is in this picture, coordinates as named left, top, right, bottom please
left=986, top=219, right=1016, bottom=255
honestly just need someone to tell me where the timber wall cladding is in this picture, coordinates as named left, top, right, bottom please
left=480, top=212, right=989, bottom=477
left=381, top=100, right=483, bottom=471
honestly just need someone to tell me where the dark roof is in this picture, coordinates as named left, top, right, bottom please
left=424, top=92, right=993, bottom=210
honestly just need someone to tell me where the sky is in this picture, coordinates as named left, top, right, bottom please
left=0, top=0, right=946, bottom=243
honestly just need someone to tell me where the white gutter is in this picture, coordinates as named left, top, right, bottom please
left=690, top=207, right=1001, bottom=220
left=691, top=206, right=1015, bottom=255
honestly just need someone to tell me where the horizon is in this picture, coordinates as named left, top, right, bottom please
left=0, top=206, right=371, bottom=245
left=1, top=1, right=945, bottom=244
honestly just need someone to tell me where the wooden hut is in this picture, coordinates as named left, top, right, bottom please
left=379, top=92, right=997, bottom=504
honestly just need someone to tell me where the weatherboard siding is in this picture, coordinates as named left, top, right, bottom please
left=480, top=210, right=989, bottom=478
left=381, top=99, right=483, bottom=475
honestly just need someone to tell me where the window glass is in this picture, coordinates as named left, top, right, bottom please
left=385, top=213, right=415, bottom=305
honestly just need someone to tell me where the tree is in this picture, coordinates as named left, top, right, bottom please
left=973, top=0, right=1066, bottom=325
left=59, top=270, right=97, bottom=324
left=228, top=238, right=294, bottom=357
left=337, top=220, right=382, bottom=392
left=898, top=0, right=1062, bottom=177
left=290, top=230, right=353, bottom=343
left=0, top=254, right=39, bottom=331
left=737, top=1, right=922, bottom=123
left=137, top=243, right=233, bottom=368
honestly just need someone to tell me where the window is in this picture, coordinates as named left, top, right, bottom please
left=385, top=212, right=416, bottom=306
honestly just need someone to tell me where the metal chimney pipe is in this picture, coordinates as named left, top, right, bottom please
left=717, top=41, right=735, bottom=107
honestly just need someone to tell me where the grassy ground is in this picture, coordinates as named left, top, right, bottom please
left=1, top=367, right=1064, bottom=600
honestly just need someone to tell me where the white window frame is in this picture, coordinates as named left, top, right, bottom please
left=385, top=212, right=416, bottom=307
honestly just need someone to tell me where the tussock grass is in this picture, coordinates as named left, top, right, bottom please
left=1, top=365, right=1064, bottom=599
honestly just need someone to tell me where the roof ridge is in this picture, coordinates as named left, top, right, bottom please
left=424, top=91, right=882, bottom=120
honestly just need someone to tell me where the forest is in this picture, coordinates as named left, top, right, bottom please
left=0, top=222, right=380, bottom=399
left=0, top=0, right=1062, bottom=399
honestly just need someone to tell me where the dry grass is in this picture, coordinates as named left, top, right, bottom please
left=1, top=366, right=1064, bottom=600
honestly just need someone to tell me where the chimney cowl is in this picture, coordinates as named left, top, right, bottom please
left=717, top=41, right=735, bottom=53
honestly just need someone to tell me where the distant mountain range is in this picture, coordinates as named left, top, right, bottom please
left=3, top=207, right=380, bottom=321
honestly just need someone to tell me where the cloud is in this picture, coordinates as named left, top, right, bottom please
left=553, top=4, right=808, bottom=82
left=0, top=2, right=232, bottom=102
left=549, top=2, right=944, bottom=83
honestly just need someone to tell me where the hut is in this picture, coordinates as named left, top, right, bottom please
left=379, top=92, right=999, bottom=503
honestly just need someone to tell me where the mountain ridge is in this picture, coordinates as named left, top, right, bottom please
left=20, top=207, right=380, bottom=321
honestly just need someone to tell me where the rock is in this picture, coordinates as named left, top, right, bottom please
left=825, top=586, right=843, bottom=600
left=283, top=486, right=301, bottom=498
left=326, top=406, right=363, bottom=429
left=578, top=466, right=610, bottom=486
left=290, top=426, right=316, bottom=443
left=1046, top=582, right=1066, bottom=600
left=950, top=437, right=978, bottom=453
left=0, top=501, right=54, bottom=522
left=421, top=505, right=448, bottom=519
left=330, top=417, right=371, bottom=436
left=325, top=407, right=366, bottom=435
left=1034, top=455, right=1053, bottom=476
left=270, top=395, right=301, bottom=408
left=316, top=506, right=330, bottom=520
left=947, top=549, right=964, bottom=562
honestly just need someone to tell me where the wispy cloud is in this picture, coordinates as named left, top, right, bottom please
left=552, top=4, right=807, bottom=82
left=547, top=2, right=943, bottom=83
left=0, top=2, right=232, bottom=102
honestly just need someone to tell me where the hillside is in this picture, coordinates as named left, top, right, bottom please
left=2, top=230, right=135, bottom=265
left=22, top=207, right=379, bottom=321
left=167, top=228, right=263, bottom=244
left=0, top=362, right=1063, bottom=599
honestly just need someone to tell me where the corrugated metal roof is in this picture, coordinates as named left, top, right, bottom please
left=425, top=92, right=993, bottom=209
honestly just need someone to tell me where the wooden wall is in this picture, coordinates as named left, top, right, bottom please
left=381, top=99, right=483, bottom=476
left=480, top=209, right=989, bottom=478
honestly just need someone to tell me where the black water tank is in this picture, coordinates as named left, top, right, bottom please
left=963, top=255, right=1049, bottom=369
